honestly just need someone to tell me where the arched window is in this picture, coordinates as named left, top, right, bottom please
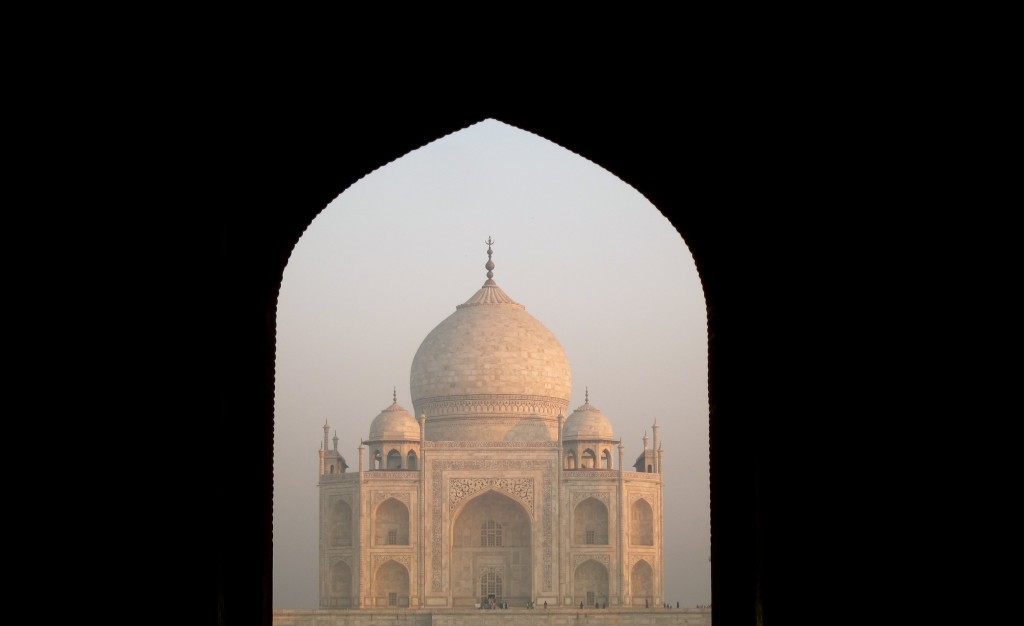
left=601, top=450, right=612, bottom=469
left=582, top=449, right=596, bottom=468
left=407, top=450, right=417, bottom=470
left=374, top=450, right=383, bottom=470
left=386, top=449, right=402, bottom=470
left=480, top=520, right=503, bottom=547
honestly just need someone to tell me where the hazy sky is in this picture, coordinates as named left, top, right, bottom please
left=273, top=119, right=710, bottom=608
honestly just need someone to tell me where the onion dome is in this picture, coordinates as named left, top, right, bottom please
left=368, top=391, right=420, bottom=441
left=410, top=238, right=572, bottom=441
left=562, top=390, right=615, bottom=440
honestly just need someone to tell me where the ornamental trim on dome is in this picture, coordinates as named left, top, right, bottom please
left=455, top=237, right=525, bottom=309
left=415, top=394, right=569, bottom=418
left=456, top=283, right=523, bottom=308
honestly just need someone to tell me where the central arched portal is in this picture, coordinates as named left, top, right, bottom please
left=451, top=490, right=532, bottom=607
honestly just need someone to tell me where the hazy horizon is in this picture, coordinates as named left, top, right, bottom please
left=273, top=119, right=710, bottom=608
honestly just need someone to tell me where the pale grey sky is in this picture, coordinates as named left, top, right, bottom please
left=273, top=119, right=710, bottom=608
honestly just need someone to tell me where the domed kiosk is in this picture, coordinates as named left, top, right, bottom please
left=318, top=240, right=666, bottom=612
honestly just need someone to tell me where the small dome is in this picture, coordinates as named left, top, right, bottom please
left=368, top=401, right=420, bottom=441
left=562, top=400, right=615, bottom=440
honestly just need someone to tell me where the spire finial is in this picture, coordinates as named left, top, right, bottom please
left=393, top=387, right=397, bottom=404
left=485, top=236, right=495, bottom=280
left=585, top=387, right=589, bottom=403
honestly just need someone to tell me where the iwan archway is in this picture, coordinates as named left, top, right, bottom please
left=272, top=118, right=710, bottom=612
left=450, top=490, right=533, bottom=608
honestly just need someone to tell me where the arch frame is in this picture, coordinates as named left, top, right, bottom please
left=209, top=110, right=811, bottom=623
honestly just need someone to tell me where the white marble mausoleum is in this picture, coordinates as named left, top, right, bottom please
left=318, top=240, right=665, bottom=610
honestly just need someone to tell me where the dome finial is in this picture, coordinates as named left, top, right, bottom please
left=393, top=387, right=397, bottom=404
left=585, top=386, right=589, bottom=403
left=485, top=236, right=495, bottom=280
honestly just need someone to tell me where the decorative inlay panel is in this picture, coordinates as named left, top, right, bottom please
left=565, top=470, right=619, bottom=478
left=623, top=472, right=662, bottom=481
left=430, top=459, right=554, bottom=593
left=572, top=554, right=611, bottom=570
left=629, top=493, right=655, bottom=507
left=479, top=565, right=504, bottom=577
left=571, top=491, right=610, bottom=508
left=449, top=478, right=534, bottom=515
left=373, top=554, right=411, bottom=573
left=364, top=472, right=419, bottom=480
left=372, top=491, right=411, bottom=507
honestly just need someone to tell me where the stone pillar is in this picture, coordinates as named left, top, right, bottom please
left=651, top=421, right=659, bottom=473
left=617, top=443, right=625, bottom=606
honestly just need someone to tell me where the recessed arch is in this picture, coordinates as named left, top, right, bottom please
left=328, top=559, right=352, bottom=608
left=373, top=560, right=409, bottom=607
left=574, top=497, right=609, bottom=545
left=386, top=449, right=401, bottom=470
left=260, top=116, right=716, bottom=618
left=373, top=497, right=409, bottom=546
left=631, top=559, right=654, bottom=605
left=581, top=448, right=597, bottom=469
left=574, top=559, right=609, bottom=609
left=450, top=490, right=532, bottom=607
left=328, top=499, right=352, bottom=547
left=630, top=498, right=654, bottom=546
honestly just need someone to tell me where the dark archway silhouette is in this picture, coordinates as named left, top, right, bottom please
left=210, top=107, right=837, bottom=625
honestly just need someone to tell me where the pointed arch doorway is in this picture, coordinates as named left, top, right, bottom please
left=450, top=490, right=533, bottom=608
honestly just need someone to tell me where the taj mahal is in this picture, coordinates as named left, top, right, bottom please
left=315, top=239, right=667, bottom=612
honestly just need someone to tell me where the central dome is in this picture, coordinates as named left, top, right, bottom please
left=410, top=241, right=572, bottom=441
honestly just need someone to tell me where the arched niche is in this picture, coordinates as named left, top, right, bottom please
left=386, top=449, right=401, bottom=470
left=581, top=448, right=596, bottom=469
left=450, top=490, right=532, bottom=607
left=573, top=497, right=609, bottom=545
left=631, top=559, right=654, bottom=605
left=574, top=559, right=609, bottom=608
left=373, top=560, right=409, bottom=607
left=329, top=559, right=352, bottom=607
left=630, top=498, right=654, bottom=546
left=329, top=499, right=352, bottom=547
left=374, top=497, right=409, bottom=546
